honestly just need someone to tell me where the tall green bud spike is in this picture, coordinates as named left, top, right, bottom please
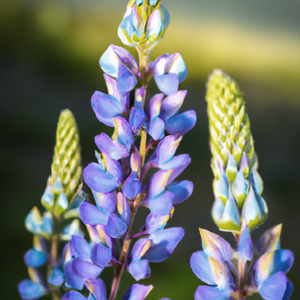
left=206, top=70, right=267, bottom=233
left=51, top=109, right=82, bottom=202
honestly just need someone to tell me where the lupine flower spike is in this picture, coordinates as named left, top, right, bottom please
left=190, top=70, right=293, bottom=300
left=18, top=109, right=85, bottom=300
left=61, top=1, right=196, bottom=300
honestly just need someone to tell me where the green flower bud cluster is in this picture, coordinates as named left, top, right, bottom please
left=206, top=70, right=267, bottom=233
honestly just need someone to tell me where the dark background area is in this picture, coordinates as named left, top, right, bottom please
left=1, top=0, right=299, bottom=299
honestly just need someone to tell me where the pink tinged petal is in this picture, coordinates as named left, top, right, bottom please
left=71, top=235, right=92, bottom=261
left=114, top=117, right=134, bottom=151
left=242, top=185, right=267, bottom=231
left=95, top=133, right=129, bottom=160
left=190, top=251, right=216, bottom=285
left=128, top=260, right=151, bottom=281
left=104, top=74, right=120, bottom=101
left=148, top=191, right=173, bottom=215
left=208, top=257, right=235, bottom=290
left=148, top=169, right=171, bottom=198
left=199, top=228, right=233, bottom=263
left=117, top=192, right=131, bottom=225
left=121, top=284, right=153, bottom=300
left=155, top=135, right=182, bottom=166
left=194, top=285, right=232, bottom=300
left=167, top=180, right=193, bottom=204
left=144, top=227, right=184, bottom=262
left=24, top=249, right=47, bottom=268
left=254, top=249, right=294, bottom=288
left=258, top=271, right=287, bottom=300
left=148, top=117, right=165, bottom=141
left=18, top=280, right=47, bottom=300
left=256, top=224, right=282, bottom=255
left=165, top=110, right=197, bottom=135
left=103, top=154, right=123, bottom=185
left=73, top=258, right=102, bottom=281
left=79, top=202, right=109, bottom=226
left=83, top=162, right=118, bottom=193
left=154, top=73, right=179, bottom=95
left=123, top=171, right=141, bottom=200
left=106, top=214, right=128, bottom=239
left=132, top=238, right=152, bottom=261
left=62, top=290, right=87, bottom=300
left=118, top=63, right=138, bottom=93
left=48, top=266, right=64, bottom=287
left=91, top=91, right=123, bottom=119
left=91, top=243, right=112, bottom=268
left=64, top=261, right=84, bottom=290
left=130, top=146, right=141, bottom=172
left=160, top=90, right=187, bottom=121
left=86, top=278, right=107, bottom=300
left=238, top=224, right=253, bottom=263
left=146, top=212, right=170, bottom=234
left=147, top=9, right=163, bottom=41
left=93, top=192, right=117, bottom=215
left=168, top=53, right=187, bottom=82
left=110, top=44, right=138, bottom=75
left=148, top=93, right=164, bottom=120
left=129, top=107, right=146, bottom=135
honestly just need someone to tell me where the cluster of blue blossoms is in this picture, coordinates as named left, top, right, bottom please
left=19, top=1, right=196, bottom=299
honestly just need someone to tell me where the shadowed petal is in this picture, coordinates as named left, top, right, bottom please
left=121, top=284, right=153, bottom=300
left=106, top=214, right=128, bottom=239
left=128, top=259, right=151, bottom=281
left=71, top=235, right=92, bottom=261
left=73, top=258, right=102, bottom=281
left=167, top=180, right=193, bottom=204
left=62, top=290, right=87, bottom=300
left=91, top=243, right=112, bottom=268
left=165, top=110, right=197, bottom=135
left=154, top=73, right=178, bottom=95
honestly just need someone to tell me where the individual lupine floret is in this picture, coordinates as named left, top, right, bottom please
left=206, top=70, right=266, bottom=232
left=18, top=110, right=85, bottom=300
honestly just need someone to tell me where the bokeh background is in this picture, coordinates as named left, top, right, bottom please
left=1, top=0, right=300, bottom=299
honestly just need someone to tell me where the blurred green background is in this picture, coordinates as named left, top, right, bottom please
left=1, top=0, right=299, bottom=299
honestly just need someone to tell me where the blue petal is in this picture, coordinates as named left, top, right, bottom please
left=95, top=133, right=129, bottom=160
left=146, top=212, right=170, bottom=234
left=94, top=191, right=117, bottom=215
left=117, top=192, right=131, bottom=225
left=190, top=251, right=216, bottom=286
left=106, top=214, right=128, bottom=239
left=128, top=259, right=151, bottom=281
left=155, top=135, right=181, bottom=166
left=258, top=271, right=287, bottom=300
left=103, top=154, right=123, bottom=185
left=148, top=117, right=165, bottom=141
left=64, top=261, right=84, bottom=290
left=121, top=284, right=153, bottom=300
left=91, top=242, right=112, bottom=268
left=168, top=53, right=187, bottom=82
left=194, top=285, right=232, bottom=300
left=123, top=171, right=141, bottom=200
left=160, top=90, right=187, bottom=121
left=79, top=202, right=109, bottom=226
left=62, top=290, right=87, bottom=300
left=24, top=249, right=47, bottom=268
left=148, top=191, right=173, bottom=216
left=91, top=91, right=123, bottom=119
left=154, top=73, right=179, bottom=95
left=83, top=162, right=119, bottom=193
left=165, top=110, right=197, bottom=135
left=48, top=266, right=64, bottom=287
left=115, top=117, right=134, bottom=151
left=144, top=227, right=184, bottom=262
left=282, top=280, right=293, bottom=300
left=167, top=180, right=194, bottom=204
left=73, top=258, right=102, bottom=281
left=118, top=63, right=137, bottom=93
left=18, top=280, right=46, bottom=300
left=71, top=235, right=92, bottom=261
left=129, top=107, right=146, bottom=134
